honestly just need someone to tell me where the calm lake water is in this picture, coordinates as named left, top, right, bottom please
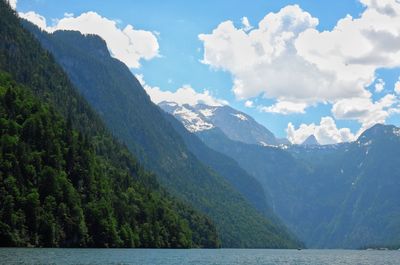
left=1, top=248, right=399, bottom=265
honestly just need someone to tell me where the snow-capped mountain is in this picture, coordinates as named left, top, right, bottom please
left=159, top=102, right=215, bottom=132
left=159, top=101, right=286, bottom=146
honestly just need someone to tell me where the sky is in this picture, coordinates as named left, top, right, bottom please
left=13, top=0, right=400, bottom=144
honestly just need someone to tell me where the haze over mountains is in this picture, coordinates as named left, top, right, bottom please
left=1, top=0, right=399, bottom=250
left=160, top=101, right=400, bottom=248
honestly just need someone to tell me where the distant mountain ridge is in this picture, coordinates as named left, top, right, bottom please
left=301, top=135, right=319, bottom=146
left=159, top=101, right=288, bottom=146
left=196, top=123, right=400, bottom=249
left=160, top=98, right=400, bottom=249
left=161, top=93, right=400, bottom=249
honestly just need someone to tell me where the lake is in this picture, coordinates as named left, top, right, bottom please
left=1, top=248, right=399, bottom=265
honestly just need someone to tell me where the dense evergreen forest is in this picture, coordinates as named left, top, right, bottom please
left=0, top=1, right=219, bottom=248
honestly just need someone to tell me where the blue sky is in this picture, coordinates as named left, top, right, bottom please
left=16, top=0, right=400, bottom=143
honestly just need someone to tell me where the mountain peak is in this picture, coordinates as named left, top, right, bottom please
left=358, top=124, right=399, bottom=141
left=159, top=101, right=283, bottom=145
left=52, top=30, right=110, bottom=57
left=301, top=135, right=319, bottom=146
left=159, top=101, right=215, bottom=132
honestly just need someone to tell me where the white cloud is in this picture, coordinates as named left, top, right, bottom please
left=286, top=117, right=355, bottom=145
left=359, top=0, right=398, bottom=16
left=199, top=5, right=341, bottom=103
left=294, top=1, right=400, bottom=100
left=374, top=78, right=385, bottom=92
left=19, top=11, right=159, bottom=68
left=8, top=0, right=17, bottom=10
left=138, top=75, right=227, bottom=106
left=199, top=1, right=400, bottom=130
left=259, top=100, right=307, bottom=114
left=395, top=78, right=400, bottom=94
left=200, top=4, right=373, bottom=104
left=135, top=74, right=146, bottom=86
left=241, top=16, right=253, bottom=31
left=19, top=11, right=47, bottom=30
left=244, top=100, right=254, bottom=108
left=64, top=12, right=74, bottom=18
left=287, top=122, right=315, bottom=145
left=332, top=94, right=398, bottom=132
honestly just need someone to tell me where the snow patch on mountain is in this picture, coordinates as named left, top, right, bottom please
left=159, top=100, right=289, bottom=146
left=232, top=113, right=248, bottom=121
left=165, top=102, right=178, bottom=107
left=173, top=105, right=214, bottom=132
left=259, top=141, right=278, bottom=148
left=199, top=108, right=215, bottom=117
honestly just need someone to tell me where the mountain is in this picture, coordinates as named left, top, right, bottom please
left=161, top=111, right=272, bottom=216
left=197, top=123, right=400, bottom=248
left=196, top=127, right=309, bottom=228
left=301, top=135, right=319, bottom=146
left=6, top=0, right=398, bottom=249
left=23, top=22, right=302, bottom=248
left=0, top=1, right=219, bottom=248
left=290, top=124, right=400, bottom=248
left=159, top=102, right=284, bottom=146
left=161, top=111, right=302, bottom=248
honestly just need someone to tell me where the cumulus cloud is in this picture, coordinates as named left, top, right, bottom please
left=374, top=78, right=385, bottom=92
left=19, top=11, right=47, bottom=30
left=395, top=78, right=400, bottom=94
left=199, top=5, right=323, bottom=103
left=332, top=94, right=398, bottom=132
left=286, top=117, right=355, bottom=145
left=199, top=1, right=400, bottom=132
left=259, top=100, right=307, bottom=114
left=138, top=75, right=227, bottom=106
left=244, top=100, right=254, bottom=108
left=64, top=12, right=74, bottom=18
left=359, top=0, right=398, bottom=16
left=19, top=11, right=159, bottom=68
left=294, top=1, right=400, bottom=102
left=241, top=17, right=253, bottom=31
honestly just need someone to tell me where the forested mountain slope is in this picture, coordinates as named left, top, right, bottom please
left=0, top=1, right=219, bottom=248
